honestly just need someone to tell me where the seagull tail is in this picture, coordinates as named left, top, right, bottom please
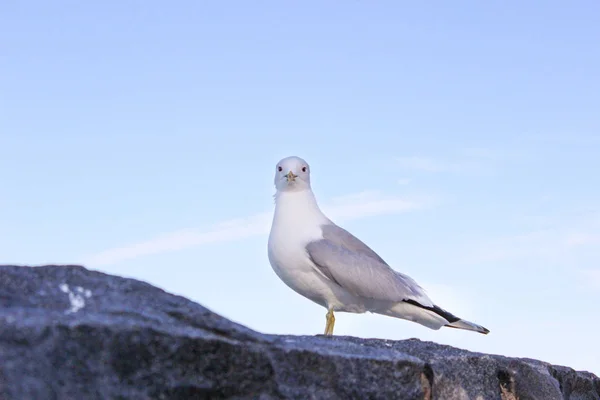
left=388, top=300, right=490, bottom=334
left=402, top=300, right=490, bottom=334
left=445, top=319, right=490, bottom=335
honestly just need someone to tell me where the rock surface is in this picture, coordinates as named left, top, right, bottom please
left=0, top=264, right=598, bottom=400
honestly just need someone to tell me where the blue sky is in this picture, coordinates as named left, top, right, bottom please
left=2, top=1, right=599, bottom=374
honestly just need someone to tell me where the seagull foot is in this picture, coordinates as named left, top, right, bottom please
left=324, top=309, right=335, bottom=335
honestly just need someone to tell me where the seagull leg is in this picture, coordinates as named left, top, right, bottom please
left=324, top=309, right=336, bottom=335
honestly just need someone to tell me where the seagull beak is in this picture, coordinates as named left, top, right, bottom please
left=286, top=171, right=297, bottom=182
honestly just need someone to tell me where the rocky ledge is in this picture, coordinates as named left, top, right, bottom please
left=0, top=264, right=598, bottom=400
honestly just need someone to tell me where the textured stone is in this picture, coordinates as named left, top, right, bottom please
left=0, top=264, right=598, bottom=399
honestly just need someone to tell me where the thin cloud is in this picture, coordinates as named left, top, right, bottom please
left=82, top=190, right=431, bottom=267
left=566, top=233, right=600, bottom=247
left=395, top=149, right=499, bottom=175
left=82, top=212, right=272, bottom=267
left=396, top=156, right=451, bottom=172
left=462, top=230, right=564, bottom=264
left=462, top=222, right=600, bottom=265
left=580, top=269, right=600, bottom=291
left=460, top=147, right=507, bottom=161
left=326, top=190, right=430, bottom=221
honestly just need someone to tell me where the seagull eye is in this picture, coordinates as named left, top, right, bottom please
left=278, top=166, right=282, bottom=172
left=302, top=167, right=307, bottom=172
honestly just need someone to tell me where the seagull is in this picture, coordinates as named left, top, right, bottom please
left=267, top=156, right=489, bottom=336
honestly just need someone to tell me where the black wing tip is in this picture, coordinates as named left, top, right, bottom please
left=403, top=299, right=461, bottom=323
left=444, top=321, right=490, bottom=334
left=404, top=299, right=490, bottom=334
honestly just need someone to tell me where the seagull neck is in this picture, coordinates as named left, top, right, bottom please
left=274, top=189, right=327, bottom=223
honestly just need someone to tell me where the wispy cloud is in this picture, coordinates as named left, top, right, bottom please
left=82, top=212, right=273, bottom=267
left=580, top=269, right=600, bottom=291
left=462, top=222, right=600, bottom=265
left=459, top=146, right=507, bottom=161
left=566, top=233, right=600, bottom=247
left=325, top=190, right=431, bottom=221
left=395, top=156, right=485, bottom=175
left=82, top=190, right=431, bottom=267
left=462, top=229, right=565, bottom=264
left=395, top=148, right=500, bottom=175
left=396, top=156, right=452, bottom=172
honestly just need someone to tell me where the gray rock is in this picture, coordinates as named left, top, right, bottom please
left=0, top=264, right=597, bottom=400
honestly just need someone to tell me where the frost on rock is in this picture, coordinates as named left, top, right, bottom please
left=59, top=283, right=92, bottom=314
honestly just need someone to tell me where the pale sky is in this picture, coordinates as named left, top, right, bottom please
left=2, top=1, right=599, bottom=374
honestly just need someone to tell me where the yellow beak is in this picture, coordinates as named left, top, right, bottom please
left=286, top=171, right=297, bottom=181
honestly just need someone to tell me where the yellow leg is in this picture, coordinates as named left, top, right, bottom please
left=324, top=309, right=336, bottom=335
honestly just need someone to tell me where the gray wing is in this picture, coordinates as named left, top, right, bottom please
left=306, top=223, right=433, bottom=306
left=321, top=224, right=390, bottom=265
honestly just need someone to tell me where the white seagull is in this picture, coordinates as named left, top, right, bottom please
left=267, top=156, right=489, bottom=336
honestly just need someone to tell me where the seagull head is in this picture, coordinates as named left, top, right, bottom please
left=274, top=156, right=312, bottom=192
